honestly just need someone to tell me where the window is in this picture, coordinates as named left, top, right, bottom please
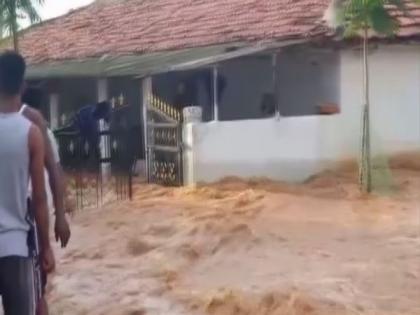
left=218, top=55, right=273, bottom=121
left=277, top=48, right=340, bottom=116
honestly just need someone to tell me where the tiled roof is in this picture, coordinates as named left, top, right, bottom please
left=17, top=0, right=420, bottom=65
left=388, top=1, right=420, bottom=36
left=19, top=0, right=331, bottom=64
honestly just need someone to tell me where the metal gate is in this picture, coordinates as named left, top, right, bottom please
left=54, top=105, right=140, bottom=210
left=147, top=95, right=183, bottom=186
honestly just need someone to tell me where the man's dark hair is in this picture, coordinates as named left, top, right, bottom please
left=93, top=101, right=111, bottom=122
left=0, top=51, right=26, bottom=96
left=22, top=86, right=44, bottom=110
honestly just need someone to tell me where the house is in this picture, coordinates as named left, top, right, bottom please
left=12, top=0, right=420, bottom=185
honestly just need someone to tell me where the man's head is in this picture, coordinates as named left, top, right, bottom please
left=93, top=101, right=111, bottom=123
left=22, top=86, right=44, bottom=110
left=0, top=51, right=26, bottom=98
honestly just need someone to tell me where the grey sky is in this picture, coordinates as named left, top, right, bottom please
left=39, top=0, right=94, bottom=20
left=19, top=0, right=93, bottom=28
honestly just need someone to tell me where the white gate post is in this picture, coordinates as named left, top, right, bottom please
left=272, top=53, right=280, bottom=119
left=212, top=66, right=219, bottom=121
left=97, top=78, right=110, bottom=178
left=183, top=107, right=202, bottom=186
left=49, top=93, right=59, bottom=130
left=142, top=77, right=152, bottom=181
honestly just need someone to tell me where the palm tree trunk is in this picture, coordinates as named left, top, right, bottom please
left=359, top=27, right=372, bottom=193
left=7, top=1, right=19, bottom=52
left=12, top=24, right=19, bottom=52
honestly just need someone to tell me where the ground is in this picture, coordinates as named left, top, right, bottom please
left=49, top=155, right=419, bottom=315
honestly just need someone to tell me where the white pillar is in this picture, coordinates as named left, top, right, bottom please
left=272, top=53, right=280, bottom=119
left=183, top=122, right=196, bottom=186
left=97, top=78, right=110, bottom=178
left=213, top=66, right=219, bottom=121
left=49, top=93, right=59, bottom=130
left=97, top=78, right=108, bottom=103
left=142, top=77, right=152, bottom=181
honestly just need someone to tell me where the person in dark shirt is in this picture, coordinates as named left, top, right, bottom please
left=57, top=101, right=111, bottom=160
left=75, top=101, right=111, bottom=147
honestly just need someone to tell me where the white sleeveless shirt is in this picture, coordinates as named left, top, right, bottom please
left=0, top=111, right=31, bottom=257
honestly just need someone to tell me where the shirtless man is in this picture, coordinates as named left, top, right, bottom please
left=21, top=86, right=71, bottom=315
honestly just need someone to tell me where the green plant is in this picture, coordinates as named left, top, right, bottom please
left=326, top=0, right=419, bottom=193
left=0, top=0, right=44, bottom=51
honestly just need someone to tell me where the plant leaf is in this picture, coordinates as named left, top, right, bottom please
left=368, top=3, right=397, bottom=35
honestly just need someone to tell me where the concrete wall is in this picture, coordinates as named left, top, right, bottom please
left=183, top=117, right=343, bottom=183
left=184, top=45, right=420, bottom=184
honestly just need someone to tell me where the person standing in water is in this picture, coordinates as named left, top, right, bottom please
left=0, top=51, right=55, bottom=315
left=21, top=86, right=71, bottom=315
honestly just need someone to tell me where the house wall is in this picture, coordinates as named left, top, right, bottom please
left=277, top=48, right=340, bottom=116
left=340, top=45, right=420, bottom=155
left=218, top=56, right=273, bottom=120
left=183, top=45, right=420, bottom=184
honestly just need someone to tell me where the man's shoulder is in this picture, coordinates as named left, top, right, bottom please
left=22, top=106, right=46, bottom=128
left=22, top=105, right=41, bottom=119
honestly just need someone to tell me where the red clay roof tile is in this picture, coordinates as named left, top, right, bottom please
left=16, top=0, right=420, bottom=65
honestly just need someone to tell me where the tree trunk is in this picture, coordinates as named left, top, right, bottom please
left=12, top=27, right=19, bottom=52
left=8, top=1, right=19, bottom=52
left=359, top=28, right=372, bottom=193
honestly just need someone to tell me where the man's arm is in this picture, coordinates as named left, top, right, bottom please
left=26, top=109, right=65, bottom=214
left=47, top=129, right=71, bottom=246
left=24, top=108, right=70, bottom=246
left=24, top=108, right=70, bottom=247
left=29, top=125, right=55, bottom=272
